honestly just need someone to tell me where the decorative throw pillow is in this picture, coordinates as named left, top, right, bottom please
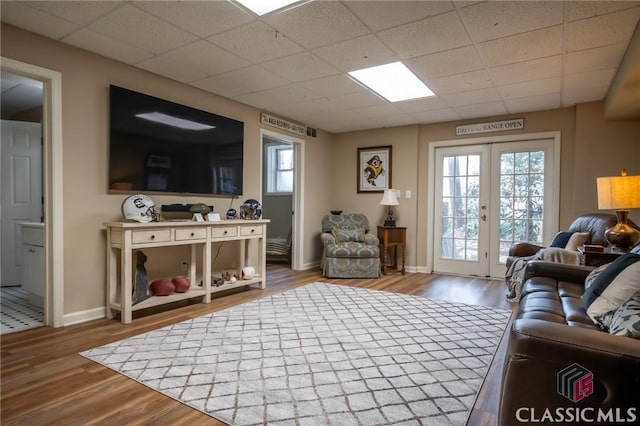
left=585, top=257, right=640, bottom=322
left=549, top=231, right=574, bottom=248
left=331, top=227, right=365, bottom=243
left=585, top=263, right=610, bottom=290
left=565, top=232, right=590, bottom=251
left=608, top=292, right=640, bottom=338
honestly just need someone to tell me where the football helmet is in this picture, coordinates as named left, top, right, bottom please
left=239, top=199, right=262, bottom=220
left=226, top=208, right=238, bottom=220
left=122, top=194, right=159, bottom=223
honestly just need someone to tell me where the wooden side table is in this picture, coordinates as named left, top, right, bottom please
left=578, top=246, right=628, bottom=267
left=377, top=226, right=406, bottom=275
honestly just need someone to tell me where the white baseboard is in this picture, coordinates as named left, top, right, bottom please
left=300, top=261, right=321, bottom=270
left=63, top=306, right=105, bottom=326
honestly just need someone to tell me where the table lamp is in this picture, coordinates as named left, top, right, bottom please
left=380, top=189, right=399, bottom=227
left=596, top=169, right=640, bottom=250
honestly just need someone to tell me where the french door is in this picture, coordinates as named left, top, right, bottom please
left=433, top=139, right=557, bottom=278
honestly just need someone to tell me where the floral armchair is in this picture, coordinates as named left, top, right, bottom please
left=320, top=213, right=380, bottom=278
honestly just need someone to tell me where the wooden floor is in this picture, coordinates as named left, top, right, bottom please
left=1, top=265, right=515, bottom=426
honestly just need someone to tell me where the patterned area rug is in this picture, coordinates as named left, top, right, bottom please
left=82, top=283, right=510, bottom=425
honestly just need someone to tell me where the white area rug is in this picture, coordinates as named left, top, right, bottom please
left=82, top=283, right=510, bottom=425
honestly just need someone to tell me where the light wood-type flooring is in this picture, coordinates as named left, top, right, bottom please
left=1, top=264, right=515, bottom=425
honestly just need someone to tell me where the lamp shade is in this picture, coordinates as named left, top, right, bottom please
left=380, top=189, right=399, bottom=206
left=597, top=174, right=640, bottom=210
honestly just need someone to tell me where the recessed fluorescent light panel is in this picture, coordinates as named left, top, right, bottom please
left=349, top=62, right=435, bottom=102
left=136, top=112, right=215, bottom=131
left=234, top=0, right=303, bottom=16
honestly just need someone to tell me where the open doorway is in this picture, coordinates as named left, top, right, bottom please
left=261, top=129, right=304, bottom=270
left=1, top=57, right=64, bottom=328
left=0, top=71, right=44, bottom=333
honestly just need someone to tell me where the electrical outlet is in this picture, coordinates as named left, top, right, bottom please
left=405, top=190, right=411, bottom=199
left=180, top=261, right=188, bottom=272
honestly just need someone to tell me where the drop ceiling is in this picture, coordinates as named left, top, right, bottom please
left=1, top=1, right=639, bottom=133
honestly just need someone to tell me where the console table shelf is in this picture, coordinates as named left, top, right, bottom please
left=105, top=219, right=269, bottom=324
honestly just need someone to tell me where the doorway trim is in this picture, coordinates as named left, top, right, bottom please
left=259, top=128, right=304, bottom=270
left=2, top=57, right=64, bottom=327
left=426, top=131, right=560, bottom=275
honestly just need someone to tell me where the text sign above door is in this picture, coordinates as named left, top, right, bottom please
left=456, top=119, right=524, bottom=136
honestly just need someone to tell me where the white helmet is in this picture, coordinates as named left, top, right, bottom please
left=122, top=194, right=158, bottom=223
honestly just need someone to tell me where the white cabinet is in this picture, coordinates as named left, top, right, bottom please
left=21, top=223, right=45, bottom=307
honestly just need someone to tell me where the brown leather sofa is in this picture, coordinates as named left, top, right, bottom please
left=506, top=213, right=639, bottom=269
left=500, top=261, right=640, bottom=425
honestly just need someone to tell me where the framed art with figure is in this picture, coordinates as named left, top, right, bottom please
left=357, top=146, right=391, bottom=193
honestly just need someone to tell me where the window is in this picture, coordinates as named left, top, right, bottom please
left=265, top=143, right=293, bottom=194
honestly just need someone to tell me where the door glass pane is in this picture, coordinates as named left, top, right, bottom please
left=498, top=150, right=545, bottom=263
left=440, top=154, right=481, bottom=261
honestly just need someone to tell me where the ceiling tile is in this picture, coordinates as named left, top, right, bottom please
left=393, top=97, right=450, bottom=113
left=408, top=46, right=484, bottom=80
left=137, top=41, right=249, bottom=83
left=478, top=26, right=562, bottom=67
left=567, top=8, right=640, bottom=52
left=565, top=43, right=628, bottom=74
left=134, top=0, right=254, bottom=38
left=232, top=91, right=280, bottom=111
left=208, top=21, right=304, bottom=64
left=193, top=65, right=290, bottom=98
left=87, top=4, right=197, bottom=55
left=252, top=84, right=323, bottom=107
left=455, top=101, right=508, bottom=119
left=300, top=74, right=363, bottom=98
left=27, top=1, right=122, bottom=24
left=496, top=77, right=561, bottom=99
left=488, top=56, right=561, bottom=86
left=427, top=70, right=493, bottom=95
left=566, top=1, right=640, bottom=22
left=260, top=52, right=340, bottom=83
left=378, top=11, right=471, bottom=58
left=562, top=85, right=609, bottom=106
left=0, top=1, right=79, bottom=39
left=410, top=107, right=461, bottom=124
left=312, top=35, right=398, bottom=72
left=344, top=0, right=455, bottom=31
left=62, top=29, right=154, bottom=64
left=330, top=90, right=388, bottom=110
left=264, top=1, right=369, bottom=49
left=504, top=93, right=561, bottom=114
left=440, top=87, right=502, bottom=107
left=459, top=1, right=563, bottom=42
left=564, top=68, right=616, bottom=92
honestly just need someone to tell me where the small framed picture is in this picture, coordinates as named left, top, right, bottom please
left=358, top=145, right=392, bottom=193
left=207, top=213, right=221, bottom=221
left=193, top=213, right=204, bottom=222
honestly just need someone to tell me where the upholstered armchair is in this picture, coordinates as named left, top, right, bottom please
left=506, top=213, right=640, bottom=269
left=320, top=213, right=381, bottom=278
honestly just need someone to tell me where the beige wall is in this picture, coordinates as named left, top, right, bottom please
left=335, top=105, right=639, bottom=271
left=1, top=24, right=333, bottom=315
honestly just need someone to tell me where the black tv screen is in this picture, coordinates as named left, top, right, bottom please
left=108, top=85, right=243, bottom=196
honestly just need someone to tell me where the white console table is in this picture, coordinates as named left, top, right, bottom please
left=105, top=219, right=269, bottom=324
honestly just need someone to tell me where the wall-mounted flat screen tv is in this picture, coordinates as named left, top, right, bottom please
left=109, top=85, right=244, bottom=196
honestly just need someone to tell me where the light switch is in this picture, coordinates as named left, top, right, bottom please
left=395, top=189, right=401, bottom=199
left=406, top=190, right=411, bottom=199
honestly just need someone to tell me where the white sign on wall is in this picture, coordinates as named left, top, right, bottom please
left=456, top=118, right=524, bottom=136
left=261, top=113, right=306, bottom=136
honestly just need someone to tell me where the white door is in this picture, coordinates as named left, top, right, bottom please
left=433, top=139, right=557, bottom=278
left=434, top=145, right=491, bottom=276
left=1, top=120, right=43, bottom=286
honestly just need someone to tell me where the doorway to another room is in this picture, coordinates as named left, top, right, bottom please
left=261, top=130, right=303, bottom=269
left=0, top=71, right=45, bottom=334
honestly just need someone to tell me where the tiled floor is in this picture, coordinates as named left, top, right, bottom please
left=1, top=286, right=44, bottom=335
